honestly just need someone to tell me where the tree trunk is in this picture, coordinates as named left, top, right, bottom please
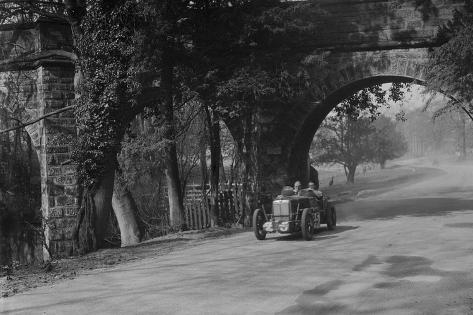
left=74, top=161, right=115, bottom=254
left=380, top=160, right=386, bottom=169
left=92, top=164, right=115, bottom=248
left=461, top=111, right=466, bottom=160
left=199, top=130, right=208, bottom=191
left=112, top=177, right=141, bottom=247
left=161, top=53, right=185, bottom=230
left=206, top=107, right=221, bottom=227
left=241, top=112, right=254, bottom=226
left=0, top=201, right=10, bottom=266
left=346, top=165, right=356, bottom=184
left=219, top=152, right=226, bottom=185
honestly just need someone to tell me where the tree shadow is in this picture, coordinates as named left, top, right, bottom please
left=273, top=225, right=359, bottom=242
left=337, top=197, right=473, bottom=221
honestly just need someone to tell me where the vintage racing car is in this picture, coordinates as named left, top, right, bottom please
left=253, top=188, right=336, bottom=240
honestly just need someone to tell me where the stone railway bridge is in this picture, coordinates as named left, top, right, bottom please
left=0, top=0, right=465, bottom=258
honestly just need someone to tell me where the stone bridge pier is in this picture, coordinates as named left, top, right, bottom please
left=1, top=18, right=78, bottom=260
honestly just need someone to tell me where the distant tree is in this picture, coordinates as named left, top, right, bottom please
left=312, top=115, right=373, bottom=184
left=370, top=116, right=407, bottom=169
left=311, top=84, right=407, bottom=183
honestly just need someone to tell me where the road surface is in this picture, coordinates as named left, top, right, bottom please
left=2, top=163, right=473, bottom=314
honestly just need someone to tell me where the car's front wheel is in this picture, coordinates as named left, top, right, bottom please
left=253, top=209, right=267, bottom=240
left=301, top=208, right=314, bottom=241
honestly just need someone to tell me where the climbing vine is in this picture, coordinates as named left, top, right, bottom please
left=74, top=0, right=145, bottom=187
left=72, top=0, right=149, bottom=252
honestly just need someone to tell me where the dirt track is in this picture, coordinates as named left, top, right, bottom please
left=1, top=163, right=473, bottom=314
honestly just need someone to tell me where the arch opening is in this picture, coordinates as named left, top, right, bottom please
left=287, top=74, right=455, bottom=185
left=0, top=126, right=42, bottom=266
left=0, top=70, right=44, bottom=265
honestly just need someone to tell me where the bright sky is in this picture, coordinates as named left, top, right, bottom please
left=379, top=83, right=449, bottom=118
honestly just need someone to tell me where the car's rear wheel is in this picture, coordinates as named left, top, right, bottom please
left=301, top=208, right=314, bottom=241
left=327, top=206, right=337, bottom=230
left=253, top=209, right=267, bottom=240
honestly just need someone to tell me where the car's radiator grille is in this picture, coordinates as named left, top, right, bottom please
left=273, top=200, right=290, bottom=218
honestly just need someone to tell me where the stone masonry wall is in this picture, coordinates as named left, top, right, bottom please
left=312, top=0, right=464, bottom=50
left=39, top=65, right=77, bottom=258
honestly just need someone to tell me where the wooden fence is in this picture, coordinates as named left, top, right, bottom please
left=183, top=185, right=243, bottom=230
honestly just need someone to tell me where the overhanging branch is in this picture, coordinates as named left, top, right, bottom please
left=0, top=105, right=74, bottom=134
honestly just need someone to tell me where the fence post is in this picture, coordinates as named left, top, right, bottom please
left=200, top=202, right=205, bottom=229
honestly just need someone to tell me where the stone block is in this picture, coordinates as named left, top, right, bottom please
left=49, top=227, right=64, bottom=241
left=43, top=77, right=60, bottom=84
left=60, top=78, right=74, bottom=84
left=48, top=184, right=65, bottom=196
left=45, top=133, right=75, bottom=146
left=55, top=195, right=77, bottom=207
left=49, top=165, right=77, bottom=176
left=63, top=241, right=74, bottom=256
left=63, top=206, right=79, bottom=217
left=53, top=175, right=77, bottom=186
left=62, top=226, right=74, bottom=240
left=48, top=207, right=63, bottom=218
left=43, top=91, right=64, bottom=99
left=46, top=153, right=71, bottom=165
left=44, top=100, right=66, bottom=110
left=47, top=219, right=56, bottom=229
left=49, top=240, right=74, bottom=257
left=64, top=186, right=78, bottom=196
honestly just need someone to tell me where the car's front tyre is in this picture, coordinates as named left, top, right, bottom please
left=301, top=208, right=314, bottom=241
left=253, top=209, right=267, bottom=240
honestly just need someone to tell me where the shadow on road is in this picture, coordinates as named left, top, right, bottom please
left=274, top=225, right=359, bottom=242
left=277, top=254, right=473, bottom=315
left=337, top=197, right=473, bottom=221
left=444, top=222, right=473, bottom=229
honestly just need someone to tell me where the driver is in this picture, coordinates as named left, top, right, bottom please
left=308, top=181, right=323, bottom=198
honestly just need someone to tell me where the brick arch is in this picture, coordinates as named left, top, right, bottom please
left=286, top=49, right=430, bottom=184
left=313, top=49, right=428, bottom=100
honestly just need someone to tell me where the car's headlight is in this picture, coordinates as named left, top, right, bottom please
left=278, top=222, right=290, bottom=232
left=263, top=222, right=273, bottom=231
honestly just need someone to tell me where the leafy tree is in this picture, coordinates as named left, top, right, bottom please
left=425, top=0, right=473, bottom=121
left=312, top=115, right=374, bottom=184
left=370, top=116, right=407, bottom=169
left=72, top=0, right=154, bottom=252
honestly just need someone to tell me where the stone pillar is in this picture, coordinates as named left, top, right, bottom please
left=290, top=152, right=310, bottom=187
left=254, top=101, right=294, bottom=197
left=37, top=64, right=78, bottom=259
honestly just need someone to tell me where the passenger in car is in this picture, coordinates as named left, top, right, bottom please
left=293, top=181, right=301, bottom=194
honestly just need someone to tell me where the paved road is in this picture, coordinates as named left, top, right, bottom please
left=2, top=163, right=473, bottom=314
